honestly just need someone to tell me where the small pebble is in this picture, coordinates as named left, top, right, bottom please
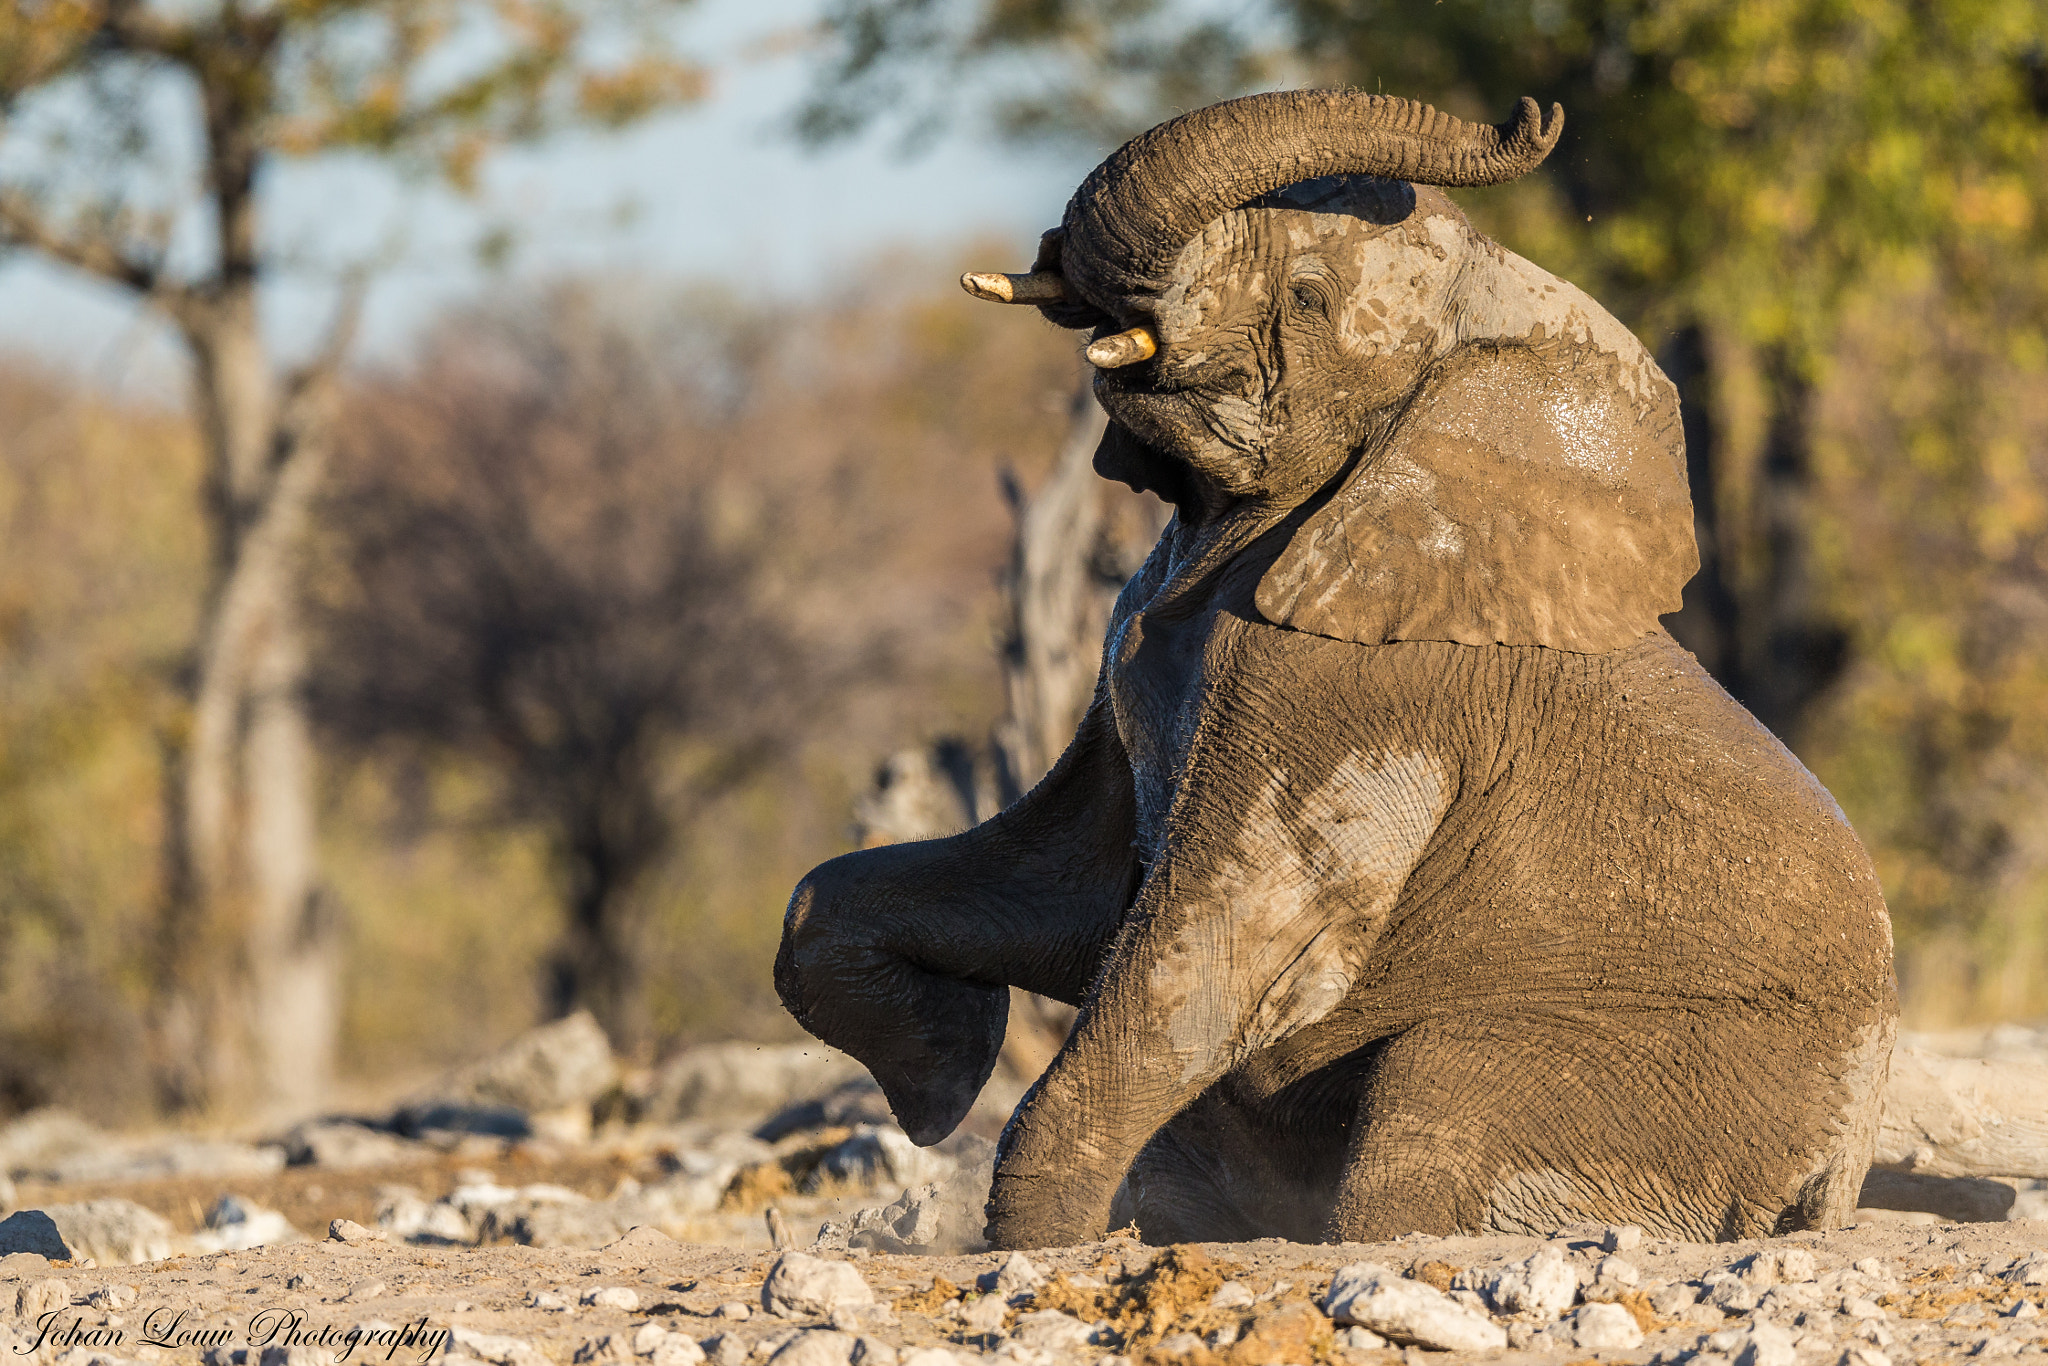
left=584, top=1287, right=641, bottom=1311
left=715, top=1301, right=753, bottom=1320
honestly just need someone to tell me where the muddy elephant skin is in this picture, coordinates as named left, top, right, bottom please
left=776, top=90, right=1897, bottom=1250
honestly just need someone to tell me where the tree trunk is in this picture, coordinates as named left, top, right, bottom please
left=991, top=392, right=1112, bottom=804
left=150, top=288, right=336, bottom=1117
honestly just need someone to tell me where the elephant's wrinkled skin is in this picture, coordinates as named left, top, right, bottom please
left=776, top=92, right=1896, bottom=1249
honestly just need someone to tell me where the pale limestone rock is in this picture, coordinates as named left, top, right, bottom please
left=1569, top=1302, right=1643, bottom=1350
left=1009, top=1311, right=1090, bottom=1352
left=449, top=1328, right=551, bottom=1366
left=986, top=1253, right=1045, bottom=1298
left=769, top=1331, right=857, bottom=1366
left=1601, top=1224, right=1644, bottom=1252
left=14, top=1278, right=69, bottom=1322
left=1480, top=1244, right=1578, bottom=1318
left=958, top=1295, right=1008, bottom=1334
left=1321, top=1263, right=1507, bottom=1353
left=763, top=1254, right=875, bottom=1320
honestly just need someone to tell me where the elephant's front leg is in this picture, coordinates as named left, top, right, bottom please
left=985, top=742, right=1450, bottom=1248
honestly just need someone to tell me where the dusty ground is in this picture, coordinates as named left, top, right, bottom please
left=8, top=1218, right=2048, bottom=1366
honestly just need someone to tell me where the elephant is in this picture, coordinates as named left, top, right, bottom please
left=776, top=89, right=1897, bottom=1250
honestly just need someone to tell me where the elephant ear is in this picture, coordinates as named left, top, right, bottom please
left=1255, top=337, right=1698, bottom=652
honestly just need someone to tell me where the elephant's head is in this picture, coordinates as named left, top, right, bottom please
left=965, top=89, right=1698, bottom=651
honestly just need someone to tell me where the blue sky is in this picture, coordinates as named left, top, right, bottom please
left=0, top=0, right=1097, bottom=395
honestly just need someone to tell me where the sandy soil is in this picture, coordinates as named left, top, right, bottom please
left=8, top=1218, right=2048, bottom=1366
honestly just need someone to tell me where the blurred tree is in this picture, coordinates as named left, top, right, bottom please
left=0, top=0, right=703, bottom=1113
left=310, top=286, right=799, bottom=1057
left=798, top=0, right=2048, bottom=1016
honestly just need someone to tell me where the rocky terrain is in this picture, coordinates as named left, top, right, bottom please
left=4, top=1016, right=2048, bottom=1364
left=6, top=1211, right=2048, bottom=1365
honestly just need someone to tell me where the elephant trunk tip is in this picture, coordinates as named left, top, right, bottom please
left=962, top=270, right=1068, bottom=304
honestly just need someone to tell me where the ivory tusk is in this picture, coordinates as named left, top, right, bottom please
left=1085, top=326, right=1157, bottom=369
left=960, top=270, right=1067, bottom=304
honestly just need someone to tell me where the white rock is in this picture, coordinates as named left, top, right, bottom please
left=714, top=1303, right=751, bottom=1320
left=1153, top=1333, right=1202, bottom=1358
left=1731, top=1321, right=1798, bottom=1366
left=1210, top=1282, right=1254, bottom=1310
left=1010, top=1312, right=1090, bottom=1352
left=1710, top=1277, right=1761, bottom=1314
left=187, top=1195, right=300, bottom=1253
left=1647, top=1282, right=1698, bottom=1315
left=1842, top=1296, right=1883, bottom=1320
left=1570, top=1303, right=1643, bottom=1350
left=769, top=1331, right=857, bottom=1366
left=959, top=1295, right=1009, bottom=1334
left=1336, top=1326, right=1386, bottom=1350
left=2, top=1201, right=173, bottom=1266
left=988, top=1252, right=1046, bottom=1298
left=529, top=1291, right=571, bottom=1311
left=842, top=1146, right=996, bottom=1259
left=1481, top=1244, right=1579, bottom=1318
left=763, top=1254, right=875, bottom=1319
left=1321, top=1263, right=1507, bottom=1353
left=850, top=1337, right=896, bottom=1366
left=1594, top=1256, right=1641, bottom=1289
left=2006, top=1253, right=2048, bottom=1285
left=752, top=1332, right=801, bottom=1361
left=1779, top=1248, right=1818, bottom=1283
left=449, top=1328, right=551, bottom=1366
left=583, top=1288, right=640, bottom=1311
left=1601, top=1224, right=1644, bottom=1253
left=897, top=1352, right=958, bottom=1366
left=86, top=1284, right=137, bottom=1312
left=701, top=1335, right=747, bottom=1366
left=14, top=1278, right=69, bottom=1321
left=1837, top=1348, right=1890, bottom=1366
left=696, top=1335, right=743, bottom=1366
left=327, top=1218, right=385, bottom=1246
left=1853, top=1258, right=1891, bottom=1281
left=376, top=1190, right=474, bottom=1244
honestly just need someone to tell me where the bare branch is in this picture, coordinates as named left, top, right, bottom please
left=285, top=262, right=373, bottom=404
left=0, top=190, right=166, bottom=296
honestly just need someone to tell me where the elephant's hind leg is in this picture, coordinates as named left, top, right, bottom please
left=1118, top=1086, right=1343, bottom=1243
left=1324, top=1020, right=1751, bottom=1242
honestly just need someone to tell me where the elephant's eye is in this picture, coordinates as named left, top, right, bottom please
left=1290, top=282, right=1327, bottom=316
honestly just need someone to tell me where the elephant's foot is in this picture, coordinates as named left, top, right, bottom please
left=985, top=1165, right=1115, bottom=1250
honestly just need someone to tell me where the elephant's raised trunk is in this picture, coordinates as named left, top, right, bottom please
left=961, top=90, right=1563, bottom=343
left=1058, top=91, right=1561, bottom=312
